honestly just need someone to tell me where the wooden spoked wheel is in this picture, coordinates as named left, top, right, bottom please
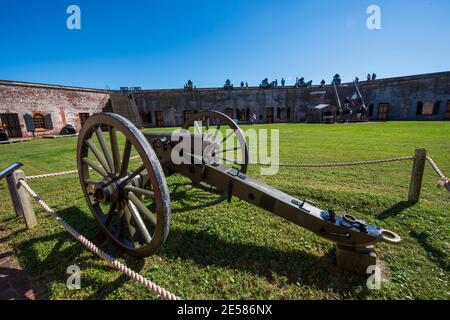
left=182, top=111, right=249, bottom=192
left=77, top=113, right=171, bottom=257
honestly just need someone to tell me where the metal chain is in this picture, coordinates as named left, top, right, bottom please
left=260, top=156, right=414, bottom=168
left=18, top=179, right=180, bottom=301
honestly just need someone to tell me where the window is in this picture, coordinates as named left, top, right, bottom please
left=224, top=108, right=233, bottom=119
left=278, top=108, right=289, bottom=120
left=238, top=109, right=249, bottom=121
left=183, top=110, right=193, bottom=123
left=139, top=111, right=152, bottom=124
left=422, top=101, right=434, bottom=116
left=79, top=113, right=90, bottom=127
left=33, top=114, right=46, bottom=129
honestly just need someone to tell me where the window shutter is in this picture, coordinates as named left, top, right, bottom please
left=23, top=114, right=35, bottom=132
left=416, top=102, right=423, bottom=115
left=44, top=114, right=53, bottom=130
left=433, top=101, right=441, bottom=115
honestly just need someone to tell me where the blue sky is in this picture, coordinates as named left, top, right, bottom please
left=0, top=0, right=449, bottom=89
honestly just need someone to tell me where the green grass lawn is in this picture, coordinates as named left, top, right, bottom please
left=0, top=121, right=449, bottom=300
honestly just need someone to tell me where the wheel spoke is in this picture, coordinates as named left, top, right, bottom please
left=120, top=140, right=132, bottom=177
left=124, top=185, right=155, bottom=198
left=86, top=139, right=111, bottom=173
left=121, top=164, right=146, bottom=187
left=109, top=127, right=121, bottom=174
left=194, top=121, right=202, bottom=134
left=104, top=202, right=117, bottom=226
left=220, top=130, right=234, bottom=145
left=84, top=179, right=101, bottom=185
left=117, top=204, right=125, bottom=239
left=123, top=203, right=137, bottom=245
left=212, top=123, right=221, bottom=141
left=216, top=146, right=241, bottom=154
left=96, top=127, right=115, bottom=174
left=127, top=192, right=157, bottom=225
left=127, top=200, right=152, bottom=243
left=82, top=157, right=108, bottom=177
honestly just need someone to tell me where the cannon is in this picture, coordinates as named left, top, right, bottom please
left=77, top=111, right=401, bottom=269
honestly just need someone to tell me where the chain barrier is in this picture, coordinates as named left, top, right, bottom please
left=18, top=179, right=180, bottom=300
left=262, top=156, right=414, bottom=168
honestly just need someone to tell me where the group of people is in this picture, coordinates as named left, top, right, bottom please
left=355, top=73, right=377, bottom=84
left=338, top=96, right=368, bottom=123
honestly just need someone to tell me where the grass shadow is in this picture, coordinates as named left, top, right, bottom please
left=377, top=201, right=414, bottom=220
left=15, top=206, right=145, bottom=300
left=162, top=228, right=371, bottom=298
left=169, top=181, right=227, bottom=214
left=409, top=231, right=449, bottom=272
left=0, top=227, right=27, bottom=243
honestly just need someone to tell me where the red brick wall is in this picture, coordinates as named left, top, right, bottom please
left=0, top=83, right=110, bottom=138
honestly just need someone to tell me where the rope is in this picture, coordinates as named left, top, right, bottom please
left=426, top=156, right=450, bottom=189
left=28, top=170, right=78, bottom=180
left=23, top=155, right=450, bottom=192
left=27, top=155, right=141, bottom=180
left=259, top=156, right=414, bottom=168
left=18, top=179, right=180, bottom=300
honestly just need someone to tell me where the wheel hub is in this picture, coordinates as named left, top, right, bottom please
left=94, top=174, right=144, bottom=204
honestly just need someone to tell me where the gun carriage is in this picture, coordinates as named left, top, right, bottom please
left=77, top=111, right=401, bottom=266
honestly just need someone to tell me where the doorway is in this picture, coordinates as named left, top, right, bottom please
left=224, top=108, right=233, bottom=119
left=378, top=103, right=389, bottom=121
left=0, top=113, right=22, bottom=138
left=266, top=107, right=274, bottom=123
left=445, top=101, right=450, bottom=120
left=155, top=111, right=164, bottom=127
left=79, top=113, right=90, bottom=127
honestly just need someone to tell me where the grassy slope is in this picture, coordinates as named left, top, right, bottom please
left=0, top=121, right=449, bottom=300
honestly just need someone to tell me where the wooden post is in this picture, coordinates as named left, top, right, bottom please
left=12, top=170, right=37, bottom=229
left=6, top=172, right=24, bottom=217
left=335, top=245, right=377, bottom=274
left=408, top=148, right=427, bottom=203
